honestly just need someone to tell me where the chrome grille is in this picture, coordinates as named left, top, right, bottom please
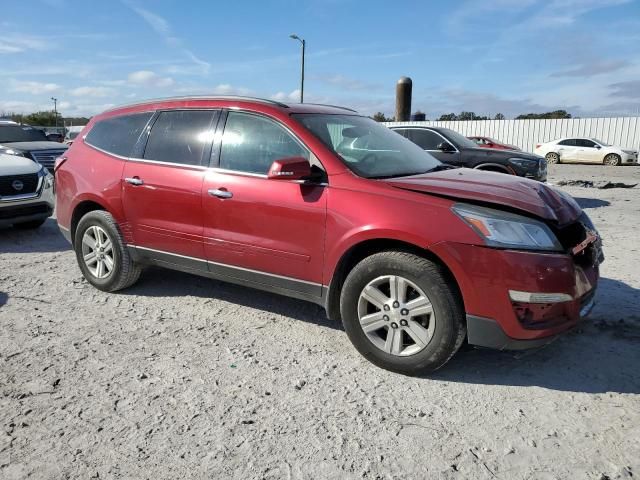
left=30, top=149, right=67, bottom=170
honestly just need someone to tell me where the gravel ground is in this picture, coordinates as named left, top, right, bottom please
left=1, top=165, right=639, bottom=480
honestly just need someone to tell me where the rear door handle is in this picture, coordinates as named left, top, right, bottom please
left=125, top=177, right=143, bottom=186
left=208, top=188, right=233, bottom=199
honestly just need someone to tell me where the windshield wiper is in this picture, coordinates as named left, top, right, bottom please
left=424, top=164, right=459, bottom=172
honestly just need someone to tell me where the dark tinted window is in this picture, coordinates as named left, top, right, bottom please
left=144, top=110, right=216, bottom=166
left=408, top=129, right=447, bottom=150
left=220, top=112, right=308, bottom=174
left=392, top=128, right=409, bottom=138
left=85, top=112, right=152, bottom=157
left=576, top=139, right=597, bottom=148
left=558, top=139, right=577, bottom=146
left=0, top=125, right=48, bottom=143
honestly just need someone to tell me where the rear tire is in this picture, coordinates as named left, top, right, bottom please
left=545, top=152, right=560, bottom=164
left=74, top=210, right=141, bottom=292
left=340, top=251, right=466, bottom=375
left=603, top=153, right=621, bottom=166
left=14, top=219, right=47, bottom=229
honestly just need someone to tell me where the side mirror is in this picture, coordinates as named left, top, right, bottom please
left=595, top=145, right=601, bottom=149
left=437, top=142, right=454, bottom=152
left=267, top=157, right=312, bottom=180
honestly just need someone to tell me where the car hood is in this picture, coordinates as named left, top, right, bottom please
left=386, top=168, right=581, bottom=224
left=0, top=153, right=41, bottom=175
left=0, top=141, right=68, bottom=151
left=463, top=146, right=539, bottom=160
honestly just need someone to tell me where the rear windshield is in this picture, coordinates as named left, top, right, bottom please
left=0, top=125, right=48, bottom=143
left=293, top=114, right=441, bottom=179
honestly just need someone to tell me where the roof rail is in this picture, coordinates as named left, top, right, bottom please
left=103, top=95, right=290, bottom=113
left=301, top=103, right=358, bottom=113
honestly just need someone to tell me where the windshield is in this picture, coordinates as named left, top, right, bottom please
left=592, top=138, right=610, bottom=146
left=0, top=125, right=48, bottom=143
left=440, top=128, right=479, bottom=149
left=293, top=114, right=441, bottom=178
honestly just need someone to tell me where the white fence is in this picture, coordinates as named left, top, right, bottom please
left=385, top=117, right=640, bottom=153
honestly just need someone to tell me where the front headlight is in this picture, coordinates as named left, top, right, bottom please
left=0, top=147, right=25, bottom=157
left=508, top=158, right=539, bottom=169
left=452, top=203, right=563, bottom=252
left=37, top=166, right=54, bottom=189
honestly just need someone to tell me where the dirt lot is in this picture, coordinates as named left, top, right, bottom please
left=1, top=165, right=639, bottom=479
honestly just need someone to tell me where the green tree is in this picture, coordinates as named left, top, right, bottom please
left=372, top=112, right=392, bottom=122
left=516, top=110, right=572, bottom=119
left=437, top=113, right=458, bottom=121
left=24, top=111, right=58, bottom=126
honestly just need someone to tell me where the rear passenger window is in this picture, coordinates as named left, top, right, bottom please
left=219, top=112, right=308, bottom=174
left=85, top=112, right=153, bottom=157
left=558, top=139, right=577, bottom=146
left=144, top=110, right=217, bottom=166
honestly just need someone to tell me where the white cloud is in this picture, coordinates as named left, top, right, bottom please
left=70, top=86, right=114, bottom=97
left=271, top=90, right=302, bottom=102
left=316, top=74, right=380, bottom=92
left=10, top=80, right=61, bottom=95
left=212, top=84, right=252, bottom=96
left=0, top=34, right=49, bottom=54
left=125, top=2, right=210, bottom=75
left=127, top=70, right=174, bottom=88
left=129, top=5, right=171, bottom=35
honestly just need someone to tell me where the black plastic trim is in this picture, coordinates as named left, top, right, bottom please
left=128, top=245, right=325, bottom=306
left=466, top=314, right=560, bottom=350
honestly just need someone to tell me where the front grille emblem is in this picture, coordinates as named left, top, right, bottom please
left=11, top=180, right=24, bottom=191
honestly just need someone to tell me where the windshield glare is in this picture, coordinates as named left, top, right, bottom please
left=294, top=114, right=441, bottom=178
left=0, top=125, right=48, bottom=143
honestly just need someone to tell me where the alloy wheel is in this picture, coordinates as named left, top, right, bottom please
left=81, top=225, right=115, bottom=279
left=357, top=275, right=436, bottom=356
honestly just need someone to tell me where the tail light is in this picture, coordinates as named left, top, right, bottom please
left=535, top=144, right=541, bottom=149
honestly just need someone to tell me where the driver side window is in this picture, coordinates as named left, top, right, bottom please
left=219, top=112, right=309, bottom=174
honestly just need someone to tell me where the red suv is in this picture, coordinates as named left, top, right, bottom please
left=55, top=97, right=602, bottom=374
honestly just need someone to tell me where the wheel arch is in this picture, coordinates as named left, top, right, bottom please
left=70, top=197, right=110, bottom=246
left=474, top=163, right=513, bottom=174
left=324, top=238, right=463, bottom=322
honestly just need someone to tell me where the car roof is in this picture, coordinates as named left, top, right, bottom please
left=101, top=95, right=359, bottom=117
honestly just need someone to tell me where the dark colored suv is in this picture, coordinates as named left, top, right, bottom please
left=55, top=97, right=601, bottom=374
left=0, top=123, right=68, bottom=171
left=391, top=126, right=546, bottom=181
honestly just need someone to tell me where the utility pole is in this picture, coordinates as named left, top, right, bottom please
left=51, top=97, right=58, bottom=128
left=289, top=34, right=305, bottom=103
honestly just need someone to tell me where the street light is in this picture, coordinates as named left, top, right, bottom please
left=289, top=34, right=305, bottom=103
left=51, top=97, right=58, bottom=128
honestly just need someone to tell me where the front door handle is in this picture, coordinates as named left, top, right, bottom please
left=125, top=177, right=144, bottom=186
left=208, top=188, right=233, bottom=199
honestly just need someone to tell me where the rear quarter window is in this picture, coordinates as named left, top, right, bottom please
left=85, top=112, right=153, bottom=157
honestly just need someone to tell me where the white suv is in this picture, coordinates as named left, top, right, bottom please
left=0, top=152, right=55, bottom=229
left=535, top=138, right=638, bottom=166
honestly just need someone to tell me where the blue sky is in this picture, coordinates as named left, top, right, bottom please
left=1, top=0, right=639, bottom=119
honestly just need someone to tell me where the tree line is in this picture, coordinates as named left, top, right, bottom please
left=0, top=111, right=90, bottom=127
left=372, top=110, right=572, bottom=122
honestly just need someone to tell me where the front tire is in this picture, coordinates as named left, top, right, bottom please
left=74, top=210, right=141, bottom=292
left=340, top=251, right=466, bottom=375
left=603, top=153, right=621, bottom=166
